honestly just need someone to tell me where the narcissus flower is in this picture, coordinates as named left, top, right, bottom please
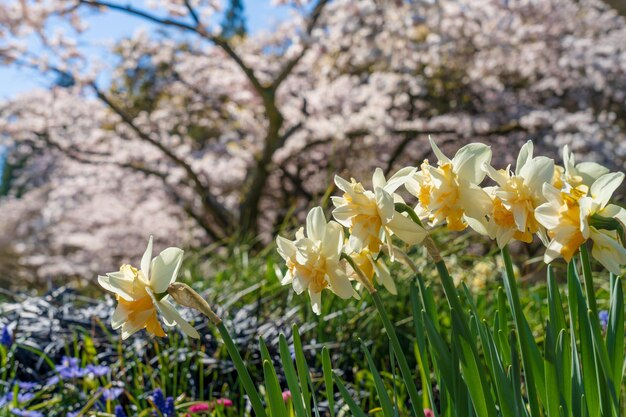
left=332, top=167, right=427, bottom=254
left=98, top=236, right=199, bottom=340
left=347, top=249, right=396, bottom=294
left=536, top=172, right=626, bottom=274
left=276, top=207, right=358, bottom=315
left=406, top=138, right=492, bottom=232
left=552, top=145, right=609, bottom=190
left=479, top=141, right=554, bottom=248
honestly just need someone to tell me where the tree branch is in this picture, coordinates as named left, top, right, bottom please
left=38, top=131, right=223, bottom=240
left=271, top=0, right=329, bottom=90
left=91, top=83, right=234, bottom=231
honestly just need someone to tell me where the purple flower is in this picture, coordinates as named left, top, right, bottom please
left=56, top=356, right=85, bottom=379
left=16, top=382, right=38, bottom=391
left=66, top=412, right=80, bottom=417
left=599, top=310, right=609, bottom=331
left=163, top=397, right=175, bottom=417
left=152, top=388, right=166, bottom=411
left=86, top=364, right=110, bottom=377
left=100, top=387, right=124, bottom=401
left=0, top=393, right=35, bottom=407
left=10, top=409, right=44, bottom=417
left=114, top=405, right=127, bottom=417
left=1, top=326, right=12, bottom=347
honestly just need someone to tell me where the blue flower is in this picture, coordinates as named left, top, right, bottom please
left=163, top=397, right=175, bottom=417
left=1, top=326, right=12, bottom=347
left=16, top=382, right=38, bottom=391
left=10, top=409, right=44, bottom=417
left=152, top=388, right=166, bottom=412
left=56, top=356, right=85, bottom=379
left=599, top=310, right=609, bottom=331
left=66, top=412, right=80, bottom=417
left=0, top=393, right=35, bottom=407
left=86, top=364, right=110, bottom=377
left=114, top=405, right=127, bottom=417
left=100, top=387, right=124, bottom=401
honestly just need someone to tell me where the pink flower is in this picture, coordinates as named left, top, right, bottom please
left=216, top=399, right=233, bottom=407
left=188, top=399, right=233, bottom=414
left=188, top=403, right=210, bottom=413
left=282, top=391, right=292, bottom=402
left=424, top=409, right=435, bottom=417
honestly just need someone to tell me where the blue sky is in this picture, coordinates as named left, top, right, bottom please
left=0, top=1, right=289, bottom=99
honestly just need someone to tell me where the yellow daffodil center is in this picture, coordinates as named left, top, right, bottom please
left=419, top=161, right=466, bottom=231
left=341, top=181, right=384, bottom=252
left=493, top=175, right=540, bottom=243
left=116, top=264, right=165, bottom=338
left=287, top=250, right=329, bottom=293
left=550, top=190, right=587, bottom=262
left=350, top=251, right=375, bottom=282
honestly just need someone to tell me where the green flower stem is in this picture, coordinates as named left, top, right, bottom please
left=394, top=202, right=424, bottom=226
left=501, top=245, right=540, bottom=417
left=579, top=243, right=598, bottom=314
left=394, top=203, right=463, bottom=312
left=371, top=290, right=424, bottom=417
left=168, top=283, right=267, bottom=417
left=216, top=321, right=268, bottom=417
left=342, top=252, right=423, bottom=417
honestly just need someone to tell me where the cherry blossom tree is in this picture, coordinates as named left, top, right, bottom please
left=1, top=0, right=625, bottom=280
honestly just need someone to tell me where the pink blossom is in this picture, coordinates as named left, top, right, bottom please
left=282, top=391, right=292, bottom=402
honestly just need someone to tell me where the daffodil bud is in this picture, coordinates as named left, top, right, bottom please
left=167, top=282, right=222, bottom=325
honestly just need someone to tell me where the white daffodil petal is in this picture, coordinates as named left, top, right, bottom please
left=387, top=213, right=427, bottom=244
left=375, top=187, right=395, bottom=224
left=577, top=162, right=609, bottom=186
left=309, top=289, right=322, bottom=315
left=111, top=304, right=129, bottom=329
left=98, top=274, right=136, bottom=301
left=521, top=156, right=554, bottom=195
left=141, top=236, right=153, bottom=282
left=453, top=142, right=491, bottom=184
left=373, top=260, right=396, bottom=295
left=306, top=206, right=327, bottom=241
left=590, top=172, right=624, bottom=209
left=276, top=236, right=297, bottom=261
left=536, top=204, right=562, bottom=232
left=327, top=269, right=354, bottom=299
left=322, top=221, right=344, bottom=260
left=590, top=228, right=626, bottom=275
left=150, top=247, right=184, bottom=294
left=372, top=168, right=387, bottom=190
left=384, top=166, right=416, bottom=193
left=429, top=136, right=451, bottom=163
left=157, top=299, right=200, bottom=339
left=334, top=175, right=352, bottom=193
left=515, top=140, right=534, bottom=175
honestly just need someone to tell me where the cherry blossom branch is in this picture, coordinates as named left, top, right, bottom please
left=37, top=131, right=223, bottom=240
left=91, top=83, right=234, bottom=231
left=271, top=0, right=330, bottom=90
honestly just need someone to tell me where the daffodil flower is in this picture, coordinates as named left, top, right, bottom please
left=276, top=207, right=358, bottom=315
left=478, top=141, right=554, bottom=248
left=552, top=145, right=609, bottom=191
left=535, top=172, right=626, bottom=274
left=331, top=167, right=427, bottom=255
left=98, top=236, right=199, bottom=340
left=346, top=248, right=396, bottom=295
left=405, top=138, right=492, bottom=232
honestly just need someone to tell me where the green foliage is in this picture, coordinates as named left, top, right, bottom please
left=221, top=0, right=247, bottom=39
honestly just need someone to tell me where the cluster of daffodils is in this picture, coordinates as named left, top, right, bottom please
left=277, top=139, right=626, bottom=314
